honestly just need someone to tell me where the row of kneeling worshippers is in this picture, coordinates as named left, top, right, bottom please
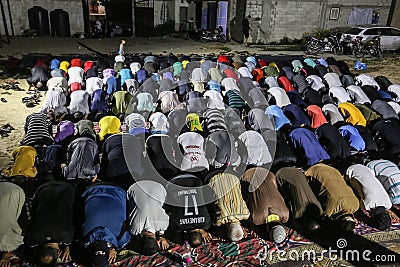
left=1, top=53, right=400, bottom=267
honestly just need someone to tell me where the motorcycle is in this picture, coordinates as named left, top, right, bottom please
left=306, top=33, right=344, bottom=55
left=200, top=26, right=227, bottom=43
left=351, top=35, right=383, bottom=58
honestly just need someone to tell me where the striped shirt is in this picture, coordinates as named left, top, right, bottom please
left=203, top=109, right=227, bottom=133
left=366, top=160, right=400, bottom=204
left=22, top=113, right=53, bottom=146
left=208, top=172, right=250, bottom=226
left=225, top=89, right=246, bottom=109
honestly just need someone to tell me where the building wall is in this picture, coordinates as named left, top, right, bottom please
left=1, top=0, right=84, bottom=36
left=324, top=0, right=392, bottom=29
left=246, top=0, right=393, bottom=43
left=389, top=0, right=400, bottom=28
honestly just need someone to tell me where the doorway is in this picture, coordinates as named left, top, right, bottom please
left=134, top=0, right=154, bottom=37
left=106, top=0, right=133, bottom=37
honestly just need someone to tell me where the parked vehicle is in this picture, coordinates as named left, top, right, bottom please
left=200, top=26, right=227, bottom=43
left=351, top=35, right=383, bottom=58
left=306, top=33, right=344, bottom=55
left=340, top=26, right=400, bottom=51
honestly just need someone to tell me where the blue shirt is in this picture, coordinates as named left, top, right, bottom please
left=265, top=105, right=291, bottom=131
left=338, top=125, right=365, bottom=151
left=289, top=128, right=330, bottom=166
left=82, top=185, right=131, bottom=248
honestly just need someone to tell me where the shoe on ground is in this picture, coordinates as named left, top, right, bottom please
left=26, top=101, right=36, bottom=108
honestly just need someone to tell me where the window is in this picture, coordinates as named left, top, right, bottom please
left=390, top=29, right=400, bottom=36
left=344, top=28, right=363, bottom=35
left=329, top=7, right=340, bottom=20
left=364, top=28, right=379, bottom=35
left=379, top=28, right=391, bottom=36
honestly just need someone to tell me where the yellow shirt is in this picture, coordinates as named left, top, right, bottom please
left=338, top=102, right=367, bottom=127
left=10, top=146, right=37, bottom=178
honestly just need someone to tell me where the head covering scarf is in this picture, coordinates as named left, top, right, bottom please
left=98, top=116, right=121, bottom=141
left=162, top=71, right=174, bottom=82
left=338, top=125, right=366, bottom=151
left=55, top=120, right=75, bottom=143
left=238, top=66, right=253, bottom=78
left=207, top=80, right=221, bottom=92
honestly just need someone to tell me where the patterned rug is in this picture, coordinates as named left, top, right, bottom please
left=12, top=207, right=399, bottom=267
left=108, top=220, right=400, bottom=267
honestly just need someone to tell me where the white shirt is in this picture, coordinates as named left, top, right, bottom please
left=127, top=181, right=169, bottom=235
left=69, top=90, right=90, bottom=115
left=355, top=74, right=380, bottom=89
left=85, top=77, right=103, bottom=96
left=323, top=72, right=342, bottom=89
left=387, top=101, right=400, bottom=115
left=177, top=132, right=209, bottom=172
left=130, top=62, right=141, bottom=75
left=346, top=164, right=392, bottom=210
left=158, top=91, right=181, bottom=113
left=40, top=87, right=67, bottom=116
left=306, top=75, right=325, bottom=91
left=204, top=90, right=225, bottom=110
left=239, top=130, right=272, bottom=166
left=329, top=86, right=352, bottom=104
left=268, top=87, right=291, bottom=107
left=322, top=104, right=344, bottom=125
left=346, top=85, right=371, bottom=104
left=46, top=77, right=68, bottom=91
left=388, top=84, right=400, bottom=102
left=238, top=66, right=253, bottom=78
left=67, top=66, right=84, bottom=85
left=221, top=78, right=240, bottom=91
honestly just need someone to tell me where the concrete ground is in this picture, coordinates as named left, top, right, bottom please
left=0, top=36, right=318, bottom=58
